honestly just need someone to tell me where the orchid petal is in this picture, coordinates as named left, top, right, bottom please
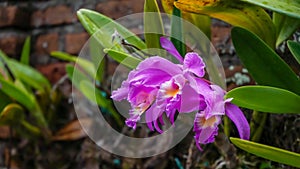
left=125, top=115, right=140, bottom=130
left=225, top=103, right=250, bottom=140
left=180, top=85, right=206, bottom=113
left=145, top=103, right=164, bottom=131
left=187, top=75, right=210, bottom=95
left=183, top=52, right=206, bottom=77
left=195, top=126, right=219, bottom=144
left=111, top=81, right=129, bottom=100
left=194, top=136, right=203, bottom=151
left=193, top=113, right=221, bottom=143
left=165, top=96, right=180, bottom=117
left=128, top=85, right=156, bottom=105
left=154, top=118, right=163, bottom=133
left=160, top=37, right=184, bottom=63
left=130, top=68, right=171, bottom=86
left=167, top=109, right=177, bottom=124
left=136, top=56, right=182, bottom=76
left=159, top=115, right=165, bottom=125
left=147, top=122, right=154, bottom=131
left=145, top=103, right=162, bottom=123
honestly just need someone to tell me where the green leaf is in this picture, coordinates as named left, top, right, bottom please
left=66, top=64, right=122, bottom=126
left=65, top=64, right=90, bottom=91
left=171, top=6, right=186, bottom=56
left=174, top=0, right=276, bottom=47
left=0, top=90, right=11, bottom=111
left=0, top=50, right=50, bottom=91
left=241, top=0, right=300, bottom=19
left=0, top=76, right=36, bottom=111
left=0, top=103, right=25, bottom=125
left=226, top=86, right=300, bottom=113
left=51, top=51, right=96, bottom=79
left=80, top=79, right=123, bottom=126
left=0, top=59, right=5, bottom=78
left=184, top=13, right=211, bottom=40
left=287, top=40, right=300, bottom=65
left=273, top=13, right=300, bottom=47
left=104, top=48, right=142, bottom=69
left=231, top=27, right=300, bottom=95
left=144, top=0, right=165, bottom=49
left=14, top=79, right=32, bottom=96
left=89, top=37, right=106, bottom=82
left=51, top=51, right=78, bottom=62
left=65, top=64, right=75, bottom=79
left=79, top=80, right=107, bottom=107
left=8, top=59, right=51, bottom=91
left=230, top=137, right=300, bottom=168
left=20, top=37, right=31, bottom=65
left=77, top=9, right=146, bottom=50
left=0, top=50, right=13, bottom=80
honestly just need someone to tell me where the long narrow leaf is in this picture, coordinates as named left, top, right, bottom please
left=0, top=50, right=14, bottom=80
left=68, top=66, right=123, bottom=126
left=171, top=6, right=186, bottom=56
left=226, top=86, right=300, bottom=113
left=51, top=51, right=78, bottom=62
left=144, top=0, right=165, bottom=49
left=273, top=13, right=300, bottom=47
left=78, top=81, right=124, bottom=127
left=51, top=51, right=96, bottom=79
left=89, top=37, right=106, bottom=82
left=184, top=13, right=211, bottom=40
left=241, top=0, right=300, bottom=19
left=104, top=48, right=142, bottom=69
left=0, top=90, right=11, bottom=110
left=230, top=137, right=300, bottom=168
left=20, top=37, right=31, bottom=65
left=77, top=9, right=146, bottom=50
left=231, top=27, right=300, bottom=95
left=80, top=81, right=122, bottom=126
left=79, top=80, right=107, bottom=108
left=0, top=103, right=25, bottom=125
left=8, top=59, right=51, bottom=91
left=287, top=40, right=300, bottom=65
left=66, top=64, right=90, bottom=91
left=0, top=50, right=50, bottom=91
left=0, top=77, right=36, bottom=111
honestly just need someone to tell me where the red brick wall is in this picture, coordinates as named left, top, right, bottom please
left=0, top=0, right=144, bottom=66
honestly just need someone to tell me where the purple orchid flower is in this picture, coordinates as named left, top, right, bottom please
left=111, top=37, right=250, bottom=150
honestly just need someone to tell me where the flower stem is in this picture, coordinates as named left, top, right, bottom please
left=250, top=110, right=267, bottom=142
left=223, top=116, right=231, bottom=137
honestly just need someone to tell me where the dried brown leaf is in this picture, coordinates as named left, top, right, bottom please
left=52, top=118, right=92, bottom=141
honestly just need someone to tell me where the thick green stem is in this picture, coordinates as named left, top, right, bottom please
left=223, top=116, right=231, bottom=137
left=250, top=110, right=267, bottom=142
